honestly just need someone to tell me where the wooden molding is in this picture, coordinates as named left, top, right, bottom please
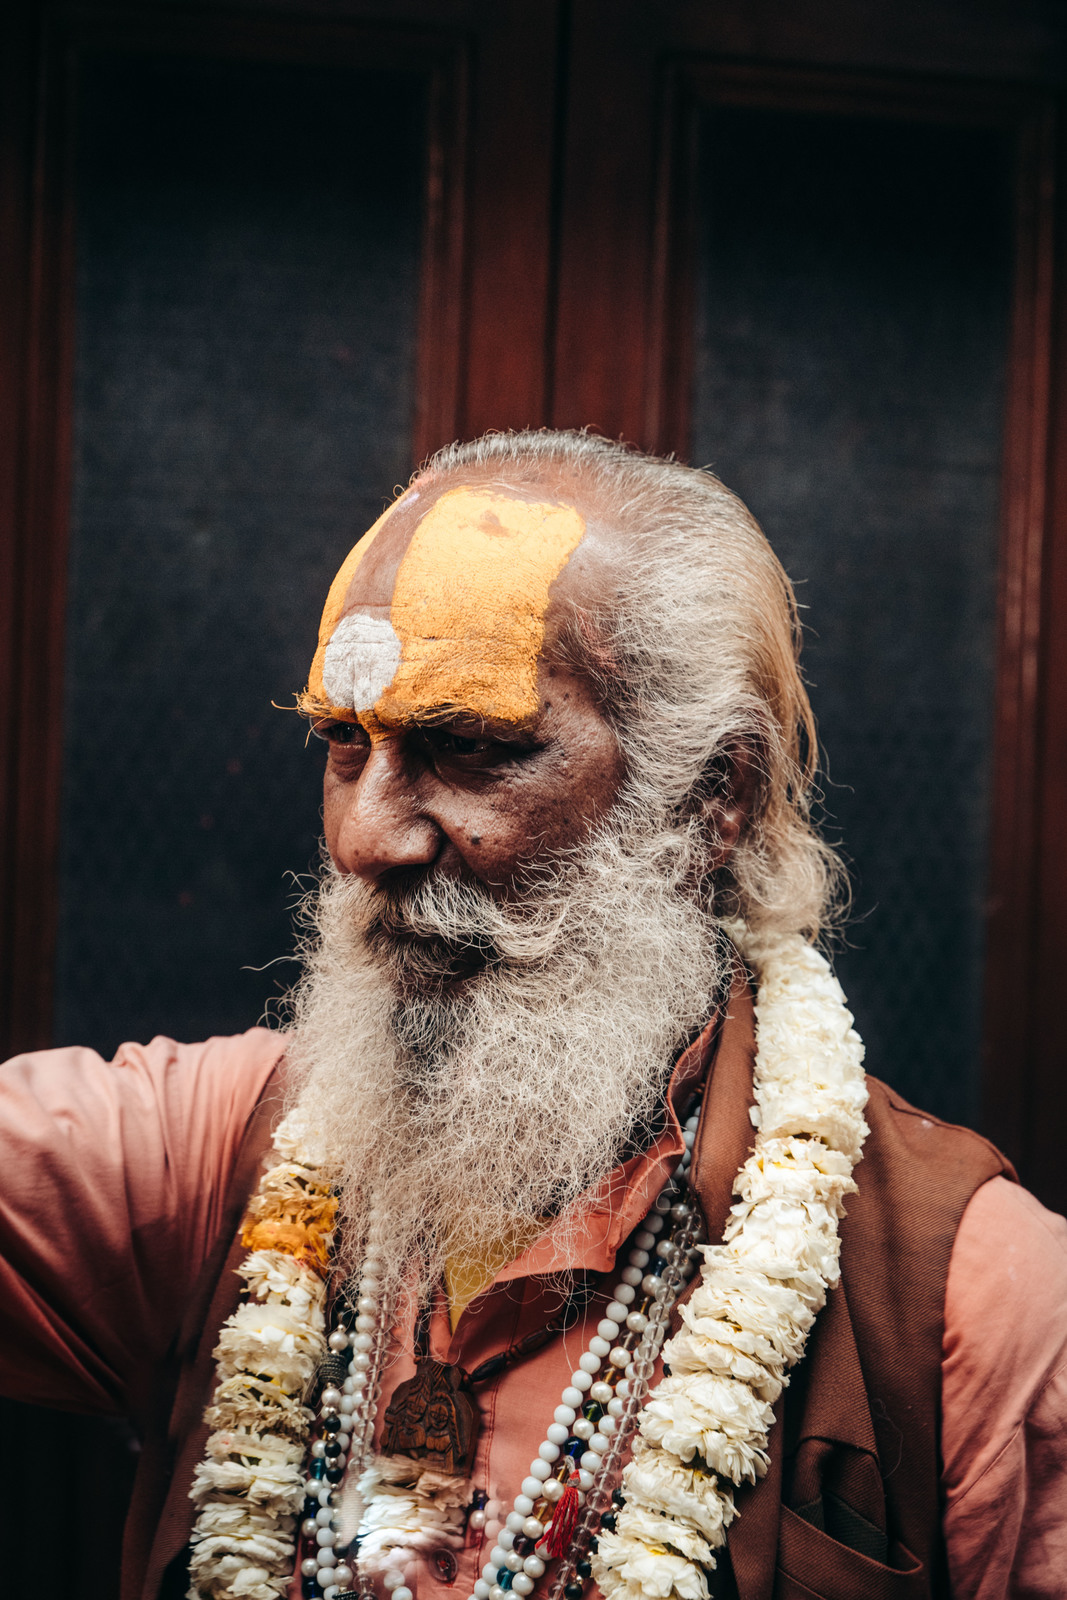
left=555, top=27, right=1065, bottom=1200
left=0, top=0, right=560, bottom=1055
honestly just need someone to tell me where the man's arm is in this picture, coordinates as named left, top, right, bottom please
left=941, top=1175, right=1067, bottom=1598
left=0, top=1028, right=284, bottom=1415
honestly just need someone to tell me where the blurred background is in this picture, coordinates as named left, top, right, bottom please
left=2, top=0, right=1067, bottom=1589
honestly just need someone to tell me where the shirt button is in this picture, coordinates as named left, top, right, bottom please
left=431, top=1549, right=458, bottom=1584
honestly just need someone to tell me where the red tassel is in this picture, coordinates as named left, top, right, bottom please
left=546, top=1486, right=581, bottom=1559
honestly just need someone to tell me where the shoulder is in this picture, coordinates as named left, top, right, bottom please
left=0, top=1026, right=286, bottom=1212
left=944, top=1176, right=1067, bottom=1440
left=862, top=1074, right=1012, bottom=1176
left=0, top=1027, right=288, bottom=1408
left=941, top=1178, right=1067, bottom=1592
left=1, top=1025, right=285, bottom=1130
left=843, top=1076, right=1012, bottom=1263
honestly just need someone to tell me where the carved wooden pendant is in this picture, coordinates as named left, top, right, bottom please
left=380, top=1359, right=480, bottom=1475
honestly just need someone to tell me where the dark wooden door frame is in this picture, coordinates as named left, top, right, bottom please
left=552, top=4, right=1066, bottom=1208
left=4, top=0, right=1066, bottom=1211
left=651, top=64, right=1057, bottom=1202
left=0, top=0, right=564, bottom=1057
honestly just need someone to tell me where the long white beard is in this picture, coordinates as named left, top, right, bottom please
left=283, top=802, right=730, bottom=1307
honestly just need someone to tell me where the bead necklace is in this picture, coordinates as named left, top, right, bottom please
left=298, top=1104, right=704, bottom=1600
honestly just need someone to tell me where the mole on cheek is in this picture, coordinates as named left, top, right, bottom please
left=469, top=834, right=482, bottom=846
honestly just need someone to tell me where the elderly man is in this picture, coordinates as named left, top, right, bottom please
left=1, top=431, right=1065, bottom=1600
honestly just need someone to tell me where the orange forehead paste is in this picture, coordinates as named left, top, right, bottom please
left=380, top=487, right=586, bottom=725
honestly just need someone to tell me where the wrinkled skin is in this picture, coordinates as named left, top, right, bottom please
left=319, top=470, right=745, bottom=897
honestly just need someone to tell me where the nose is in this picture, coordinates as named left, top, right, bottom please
left=326, top=736, right=441, bottom=882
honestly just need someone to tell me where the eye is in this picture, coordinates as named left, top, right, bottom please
left=428, top=729, right=492, bottom=756
left=418, top=723, right=540, bottom=771
left=310, top=718, right=368, bottom=748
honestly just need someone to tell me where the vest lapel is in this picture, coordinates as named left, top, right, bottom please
left=683, top=979, right=778, bottom=1600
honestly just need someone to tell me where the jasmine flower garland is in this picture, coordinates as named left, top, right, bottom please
left=188, top=1128, right=337, bottom=1599
left=589, top=927, right=868, bottom=1600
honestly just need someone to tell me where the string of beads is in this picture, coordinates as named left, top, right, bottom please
left=474, top=1106, right=704, bottom=1600
left=296, top=1108, right=702, bottom=1600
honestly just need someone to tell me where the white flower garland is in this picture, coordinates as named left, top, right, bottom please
left=188, top=928, right=866, bottom=1600
left=188, top=1124, right=336, bottom=1599
left=590, top=927, right=867, bottom=1600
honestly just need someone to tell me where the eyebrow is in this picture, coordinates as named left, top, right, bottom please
left=377, top=705, right=541, bottom=739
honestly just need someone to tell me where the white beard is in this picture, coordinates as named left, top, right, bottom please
left=283, top=802, right=730, bottom=1308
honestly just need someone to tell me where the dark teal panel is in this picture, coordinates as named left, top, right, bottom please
left=692, top=108, right=1013, bottom=1123
left=57, top=52, right=425, bottom=1053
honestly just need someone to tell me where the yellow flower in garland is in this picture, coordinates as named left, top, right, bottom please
left=239, top=1163, right=338, bottom=1273
left=189, top=1140, right=338, bottom=1598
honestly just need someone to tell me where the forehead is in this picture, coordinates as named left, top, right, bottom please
left=307, top=483, right=588, bottom=724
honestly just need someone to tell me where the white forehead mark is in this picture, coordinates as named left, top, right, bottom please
left=322, top=613, right=402, bottom=712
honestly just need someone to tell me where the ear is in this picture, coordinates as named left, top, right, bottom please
left=697, top=745, right=757, bottom=869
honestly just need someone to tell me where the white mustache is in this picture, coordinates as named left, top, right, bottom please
left=281, top=802, right=730, bottom=1309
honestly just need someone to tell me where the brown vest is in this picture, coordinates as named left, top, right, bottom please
left=686, top=983, right=1015, bottom=1600
left=128, top=986, right=1013, bottom=1600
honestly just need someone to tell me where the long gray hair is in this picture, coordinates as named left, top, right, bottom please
left=416, top=429, right=845, bottom=940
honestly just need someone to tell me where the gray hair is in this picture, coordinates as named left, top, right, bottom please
left=415, top=428, right=846, bottom=941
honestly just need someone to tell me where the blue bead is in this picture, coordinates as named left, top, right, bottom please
left=498, top=1572, right=514, bottom=1591
left=311, top=1460, right=326, bottom=1480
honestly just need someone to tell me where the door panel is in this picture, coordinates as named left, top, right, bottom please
left=0, top=1, right=562, bottom=1058
left=554, top=5, right=1064, bottom=1203
left=57, top=49, right=428, bottom=1052
left=689, top=106, right=1013, bottom=1121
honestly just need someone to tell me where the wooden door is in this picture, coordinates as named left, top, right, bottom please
left=0, top=4, right=563, bottom=1591
left=1, top=0, right=564, bottom=1064
left=553, top=0, right=1067, bottom=1215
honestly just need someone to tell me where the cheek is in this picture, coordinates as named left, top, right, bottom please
left=550, top=718, right=626, bottom=826
left=490, top=733, right=625, bottom=860
left=321, top=770, right=345, bottom=854
left=431, top=771, right=585, bottom=878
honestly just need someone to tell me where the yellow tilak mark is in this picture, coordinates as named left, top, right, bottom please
left=379, top=487, right=586, bottom=726
left=300, top=502, right=398, bottom=718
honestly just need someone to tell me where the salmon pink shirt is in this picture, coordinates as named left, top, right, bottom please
left=0, top=1028, right=1065, bottom=1599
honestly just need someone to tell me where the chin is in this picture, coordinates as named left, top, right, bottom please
left=370, top=929, right=493, bottom=995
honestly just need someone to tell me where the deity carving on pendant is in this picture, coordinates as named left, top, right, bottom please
left=381, top=1359, right=479, bottom=1475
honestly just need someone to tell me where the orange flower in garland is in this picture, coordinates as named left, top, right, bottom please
left=189, top=1139, right=338, bottom=1600
left=239, top=1164, right=338, bottom=1273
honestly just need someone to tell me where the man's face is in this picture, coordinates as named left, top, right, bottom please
left=290, top=472, right=732, bottom=1288
left=310, top=475, right=626, bottom=898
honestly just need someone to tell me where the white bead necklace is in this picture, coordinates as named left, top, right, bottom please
left=496, top=1113, right=704, bottom=1600
left=299, top=1218, right=397, bottom=1600
left=298, top=1109, right=704, bottom=1600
